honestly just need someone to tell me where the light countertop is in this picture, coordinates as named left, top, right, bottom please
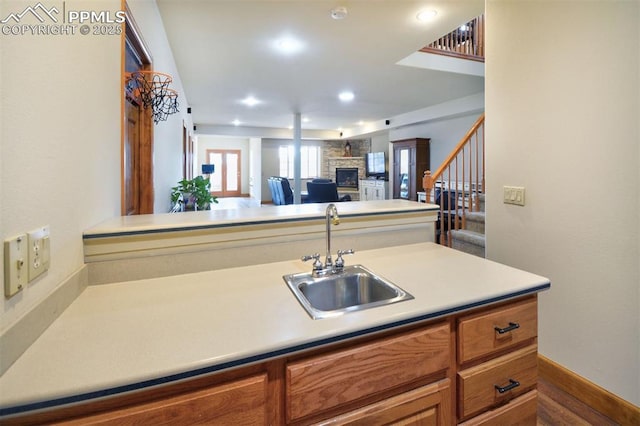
left=0, top=242, right=549, bottom=417
left=83, top=200, right=438, bottom=237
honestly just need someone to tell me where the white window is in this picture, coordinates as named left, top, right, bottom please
left=279, top=145, right=321, bottom=179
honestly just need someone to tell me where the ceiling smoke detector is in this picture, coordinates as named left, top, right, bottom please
left=330, top=6, right=348, bottom=20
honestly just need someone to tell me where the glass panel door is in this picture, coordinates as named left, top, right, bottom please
left=399, top=148, right=409, bottom=199
left=209, top=152, right=223, bottom=193
left=207, top=149, right=241, bottom=197
left=226, top=152, right=239, bottom=192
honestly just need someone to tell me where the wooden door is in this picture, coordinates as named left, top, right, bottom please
left=123, top=98, right=140, bottom=215
left=207, top=149, right=241, bottom=197
left=122, top=8, right=154, bottom=215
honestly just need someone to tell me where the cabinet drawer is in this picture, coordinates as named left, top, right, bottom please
left=286, top=323, right=450, bottom=422
left=457, top=345, right=537, bottom=420
left=313, top=379, right=451, bottom=426
left=458, top=298, right=537, bottom=364
left=458, top=390, right=537, bottom=426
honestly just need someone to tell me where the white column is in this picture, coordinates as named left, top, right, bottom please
left=293, top=113, right=302, bottom=204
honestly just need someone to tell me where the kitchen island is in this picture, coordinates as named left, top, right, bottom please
left=0, top=242, right=550, bottom=424
left=83, top=200, right=439, bottom=284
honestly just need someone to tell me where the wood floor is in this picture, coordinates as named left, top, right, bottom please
left=537, top=378, right=619, bottom=425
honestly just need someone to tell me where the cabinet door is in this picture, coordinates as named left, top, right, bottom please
left=392, top=139, right=430, bottom=201
left=364, top=184, right=372, bottom=201
left=394, top=146, right=411, bottom=200
left=373, top=181, right=385, bottom=200
left=359, top=181, right=374, bottom=201
left=314, top=379, right=451, bottom=426
left=59, top=374, right=268, bottom=425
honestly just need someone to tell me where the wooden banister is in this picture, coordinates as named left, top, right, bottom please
left=422, top=113, right=485, bottom=246
left=431, top=113, right=484, bottom=181
left=420, top=14, right=485, bottom=62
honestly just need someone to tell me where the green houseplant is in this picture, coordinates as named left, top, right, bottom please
left=171, top=176, right=218, bottom=211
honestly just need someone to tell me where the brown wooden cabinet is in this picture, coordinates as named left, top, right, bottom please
left=391, top=138, right=430, bottom=201
left=456, top=297, right=539, bottom=424
left=9, top=296, right=540, bottom=426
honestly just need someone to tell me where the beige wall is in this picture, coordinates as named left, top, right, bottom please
left=0, top=0, right=191, bottom=331
left=486, top=0, right=639, bottom=405
left=0, top=0, right=122, bottom=331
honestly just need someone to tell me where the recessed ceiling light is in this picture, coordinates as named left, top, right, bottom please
left=416, top=9, right=438, bottom=22
left=232, top=119, right=241, bottom=126
left=273, top=36, right=304, bottom=55
left=302, top=117, right=310, bottom=123
left=241, top=96, right=260, bottom=107
left=339, top=91, right=355, bottom=102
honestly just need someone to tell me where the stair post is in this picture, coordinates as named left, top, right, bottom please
left=423, top=170, right=434, bottom=204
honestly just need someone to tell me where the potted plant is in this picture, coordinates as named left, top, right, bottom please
left=171, top=176, right=218, bottom=211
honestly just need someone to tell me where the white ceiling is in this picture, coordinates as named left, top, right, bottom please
left=156, top=0, right=485, bottom=135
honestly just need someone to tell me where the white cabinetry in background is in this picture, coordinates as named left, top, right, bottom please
left=360, top=179, right=386, bottom=201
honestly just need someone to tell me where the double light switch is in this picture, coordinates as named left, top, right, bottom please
left=503, top=186, right=525, bottom=206
left=4, top=226, right=50, bottom=297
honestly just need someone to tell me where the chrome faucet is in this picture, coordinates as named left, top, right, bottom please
left=325, top=203, right=340, bottom=268
left=302, top=203, right=354, bottom=275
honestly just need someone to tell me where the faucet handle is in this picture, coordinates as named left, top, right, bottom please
left=335, top=249, right=355, bottom=270
left=302, top=253, right=323, bottom=271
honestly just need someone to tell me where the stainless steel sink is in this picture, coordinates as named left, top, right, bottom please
left=283, top=265, right=414, bottom=319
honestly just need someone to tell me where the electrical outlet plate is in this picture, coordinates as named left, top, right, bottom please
left=503, top=186, right=525, bottom=206
left=4, top=234, right=28, bottom=297
left=28, top=226, right=50, bottom=282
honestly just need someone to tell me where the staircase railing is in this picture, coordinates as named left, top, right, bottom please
left=422, top=113, right=485, bottom=246
left=420, top=14, right=485, bottom=62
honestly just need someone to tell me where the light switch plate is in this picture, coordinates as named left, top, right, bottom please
left=28, top=226, right=50, bottom=282
left=4, top=234, right=28, bottom=297
left=503, top=186, right=525, bottom=206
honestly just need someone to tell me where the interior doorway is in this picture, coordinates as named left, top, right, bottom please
left=206, top=149, right=242, bottom=197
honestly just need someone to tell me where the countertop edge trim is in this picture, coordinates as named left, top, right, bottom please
left=0, top=282, right=550, bottom=418
left=83, top=208, right=438, bottom=240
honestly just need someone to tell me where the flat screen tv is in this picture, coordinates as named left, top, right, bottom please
left=366, top=151, right=386, bottom=179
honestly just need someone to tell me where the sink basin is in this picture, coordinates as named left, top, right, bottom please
left=283, top=265, right=414, bottom=319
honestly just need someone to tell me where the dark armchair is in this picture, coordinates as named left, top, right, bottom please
left=306, top=180, right=351, bottom=203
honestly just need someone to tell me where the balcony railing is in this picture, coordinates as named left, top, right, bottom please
left=420, top=14, right=484, bottom=62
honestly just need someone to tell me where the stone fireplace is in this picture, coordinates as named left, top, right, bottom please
left=335, top=167, right=359, bottom=189
left=326, top=157, right=366, bottom=186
